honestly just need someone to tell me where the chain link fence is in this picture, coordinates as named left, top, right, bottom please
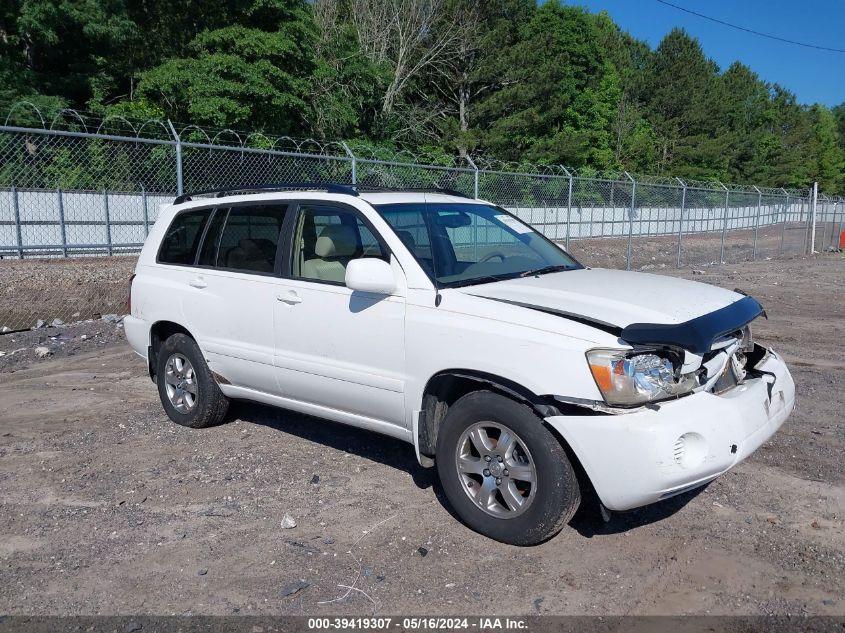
left=1, top=104, right=843, bottom=334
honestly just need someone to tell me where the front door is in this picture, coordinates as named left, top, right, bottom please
left=272, top=202, right=407, bottom=428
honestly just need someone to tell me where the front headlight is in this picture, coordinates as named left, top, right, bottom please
left=586, top=348, right=697, bottom=406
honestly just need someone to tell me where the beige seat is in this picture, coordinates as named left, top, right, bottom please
left=302, top=224, right=358, bottom=283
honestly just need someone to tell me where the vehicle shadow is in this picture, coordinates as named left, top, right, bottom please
left=230, top=400, right=437, bottom=491
left=569, top=484, right=709, bottom=538
left=231, top=400, right=708, bottom=539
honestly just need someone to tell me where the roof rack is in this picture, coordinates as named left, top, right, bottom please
left=173, top=182, right=358, bottom=204
left=172, top=183, right=474, bottom=205
left=353, top=186, right=474, bottom=199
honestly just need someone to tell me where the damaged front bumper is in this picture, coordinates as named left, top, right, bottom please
left=545, top=349, right=794, bottom=512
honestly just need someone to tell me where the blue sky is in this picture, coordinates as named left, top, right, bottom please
left=566, top=0, right=845, bottom=107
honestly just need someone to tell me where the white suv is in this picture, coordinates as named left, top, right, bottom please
left=125, top=184, right=795, bottom=545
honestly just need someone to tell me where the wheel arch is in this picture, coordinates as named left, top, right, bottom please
left=147, top=320, right=197, bottom=380
left=417, top=369, right=559, bottom=459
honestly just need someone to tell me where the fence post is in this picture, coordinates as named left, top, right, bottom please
left=802, top=190, right=809, bottom=253
left=625, top=172, right=636, bottom=270
left=141, top=185, right=150, bottom=236
left=103, top=190, right=112, bottom=256
left=541, top=200, right=548, bottom=237
left=676, top=177, right=686, bottom=267
left=719, top=182, right=729, bottom=264
left=466, top=155, right=479, bottom=199
left=56, top=188, right=68, bottom=257
left=341, top=141, right=357, bottom=185
left=556, top=166, right=571, bottom=245
left=12, top=186, right=23, bottom=259
left=828, top=198, right=835, bottom=250
left=752, top=185, right=762, bottom=260
left=779, top=188, right=789, bottom=256
left=819, top=194, right=828, bottom=249
left=837, top=198, right=844, bottom=250
left=802, top=196, right=810, bottom=255
left=167, top=120, right=184, bottom=196
left=820, top=196, right=828, bottom=250
left=565, top=173, right=573, bottom=250
left=809, top=182, right=818, bottom=254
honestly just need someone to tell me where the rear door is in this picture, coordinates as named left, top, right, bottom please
left=271, top=201, right=407, bottom=428
left=180, top=202, right=289, bottom=394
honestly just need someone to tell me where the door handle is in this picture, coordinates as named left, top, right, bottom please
left=277, top=291, right=302, bottom=304
left=188, top=277, right=207, bottom=289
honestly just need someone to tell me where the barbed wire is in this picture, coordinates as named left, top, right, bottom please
left=0, top=100, right=820, bottom=197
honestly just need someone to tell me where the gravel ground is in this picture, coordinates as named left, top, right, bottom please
left=0, top=317, right=127, bottom=373
left=0, top=256, right=136, bottom=333
left=0, top=254, right=843, bottom=617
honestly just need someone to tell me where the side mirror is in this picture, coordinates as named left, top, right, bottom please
left=345, top=258, right=397, bottom=295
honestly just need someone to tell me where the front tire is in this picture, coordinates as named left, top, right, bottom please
left=436, top=391, right=580, bottom=545
left=156, top=333, right=229, bottom=428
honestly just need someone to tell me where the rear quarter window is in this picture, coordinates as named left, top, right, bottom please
left=158, top=210, right=210, bottom=265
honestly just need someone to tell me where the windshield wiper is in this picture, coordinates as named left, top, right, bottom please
left=519, top=264, right=573, bottom=278
left=442, top=273, right=520, bottom=289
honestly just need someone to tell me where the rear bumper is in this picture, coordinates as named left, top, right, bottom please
left=123, top=315, right=149, bottom=362
left=545, top=350, right=795, bottom=511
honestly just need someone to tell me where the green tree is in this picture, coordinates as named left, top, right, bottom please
left=427, top=0, right=535, bottom=155
left=717, top=62, right=777, bottom=183
left=765, top=86, right=814, bottom=188
left=832, top=102, right=845, bottom=153
left=306, top=0, right=386, bottom=139
left=806, top=104, right=845, bottom=191
left=640, top=28, right=723, bottom=177
left=592, top=11, right=657, bottom=171
left=1, top=0, right=135, bottom=108
left=0, top=0, right=841, bottom=191
left=136, top=0, right=315, bottom=132
left=474, top=2, right=618, bottom=168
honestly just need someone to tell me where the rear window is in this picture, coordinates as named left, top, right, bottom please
left=214, top=205, right=287, bottom=273
left=158, top=210, right=210, bottom=265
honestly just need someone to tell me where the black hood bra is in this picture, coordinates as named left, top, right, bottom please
left=474, top=294, right=765, bottom=355
left=620, top=295, right=765, bottom=354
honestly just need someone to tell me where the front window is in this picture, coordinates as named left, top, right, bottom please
left=374, top=202, right=580, bottom=287
left=291, top=204, right=387, bottom=284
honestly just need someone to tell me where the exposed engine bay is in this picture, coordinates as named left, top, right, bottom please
left=687, top=325, right=769, bottom=395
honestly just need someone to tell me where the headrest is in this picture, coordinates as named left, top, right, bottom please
left=315, top=224, right=357, bottom=258
left=395, top=230, right=416, bottom=251
left=238, top=238, right=265, bottom=259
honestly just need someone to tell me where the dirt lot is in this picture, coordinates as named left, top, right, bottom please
left=0, top=254, right=843, bottom=617
left=0, top=256, right=137, bottom=333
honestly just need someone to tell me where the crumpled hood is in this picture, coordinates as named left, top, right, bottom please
left=461, top=268, right=744, bottom=329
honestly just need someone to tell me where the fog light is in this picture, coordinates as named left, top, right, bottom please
left=674, top=432, right=706, bottom=469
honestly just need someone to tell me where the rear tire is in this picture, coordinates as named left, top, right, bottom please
left=436, top=390, right=580, bottom=545
left=156, top=333, right=229, bottom=428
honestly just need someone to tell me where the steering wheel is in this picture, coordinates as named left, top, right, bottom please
left=478, top=251, right=507, bottom=264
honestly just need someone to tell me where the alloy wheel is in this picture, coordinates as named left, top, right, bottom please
left=164, top=353, right=197, bottom=413
left=454, top=421, right=537, bottom=518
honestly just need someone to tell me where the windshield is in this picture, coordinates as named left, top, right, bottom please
left=373, top=202, right=581, bottom=288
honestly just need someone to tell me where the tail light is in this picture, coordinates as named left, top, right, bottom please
left=128, top=273, right=136, bottom=314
